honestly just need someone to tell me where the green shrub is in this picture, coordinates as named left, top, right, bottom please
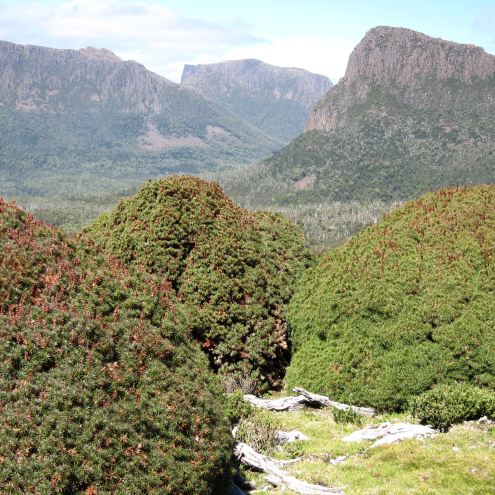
left=235, top=410, right=281, bottom=454
left=410, top=383, right=495, bottom=431
left=332, top=408, right=363, bottom=425
left=283, top=440, right=305, bottom=459
left=225, top=391, right=253, bottom=425
left=85, top=176, right=314, bottom=390
left=0, top=198, right=232, bottom=494
left=286, top=186, right=495, bottom=411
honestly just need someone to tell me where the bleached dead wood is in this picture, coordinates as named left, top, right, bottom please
left=243, top=388, right=376, bottom=417
left=293, top=388, right=377, bottom=418
left=343, top=422, right=436, bottom=447
left=243, top=394, right=307, bottom=411
left=234, top=442, right=345, bottom=495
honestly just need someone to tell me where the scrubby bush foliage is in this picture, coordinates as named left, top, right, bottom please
left=225, top=391, right=253, bottom=425
left=0, top=198, right=232, bottom=494
left=410, top=383, right=495, bottom=431
left=235, top=409, right=281, bottom=454
left=85, top=176, right=313, bottom=390
left=286, top=186, right=495, bottom=411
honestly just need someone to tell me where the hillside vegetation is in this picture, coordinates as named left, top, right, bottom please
left=0, top=198, right=232, bottom=494
left=85, top=176, right=314, bottom=390
left=182, top=59, right=332, bottom=142
left=286, top=186, right=495, bottom=411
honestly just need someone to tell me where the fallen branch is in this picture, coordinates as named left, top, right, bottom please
left=234, top=442, right=344, bottom=495
left=293, top=388, right=377, bottom=418
left=243, top=394, right=307, bottom=411
left=243, top=388, right=376, bottom=417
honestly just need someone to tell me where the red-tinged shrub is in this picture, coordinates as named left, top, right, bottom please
left=0, top=198, right=232, bottom=494
left=85, top=177, right=314, bottom=391
left=286, top=186, right=495, bottom=411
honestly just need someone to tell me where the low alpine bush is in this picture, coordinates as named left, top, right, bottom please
left=0, top=198, right=233, bottom=494
left=235, top=410, right=281, bottom=454
left=286, top=186, right=495, bottom=411
left=85, top=176, right=313, bottom=391
left=410, top=383, right=495, bottom=431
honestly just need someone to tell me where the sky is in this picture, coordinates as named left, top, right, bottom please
left=0, top=0, right=494, bottom=83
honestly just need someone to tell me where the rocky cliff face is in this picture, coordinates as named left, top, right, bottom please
left=182, top=59, right=332, bottom=109
left=345, top=26, right=495, bottom=85
left=0, top=38, right=280, bottom=149
left=182, top=59, right=332, bottom=142
left=307, top=26, right=495, bottom=131
left=0, top=40, right=180, bottom=114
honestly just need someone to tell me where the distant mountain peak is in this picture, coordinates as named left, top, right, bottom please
left=79, top=46, right=122, bottom=62
left=307, top=26, right=495, bottom=131
left=181, top=58, right=332, bottom=142
left=345, top=26, right=495, bottom=86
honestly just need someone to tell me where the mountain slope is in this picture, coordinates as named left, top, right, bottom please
left=0, top=40, right=280, bottom=229
left=224, top=27, right=495, bottom=245
left=181, top=59, right=332, bottom=142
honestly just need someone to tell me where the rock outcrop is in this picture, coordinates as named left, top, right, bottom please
left=307, top=26, right=495, bottom=131
left=0, top=40, right=169, bottom=113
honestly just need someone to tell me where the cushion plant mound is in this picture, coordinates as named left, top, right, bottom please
left=285, top=186, right=495, bottom=411
left=85, top=176, right=313, bottom=390
left=0, top=198, right=232, bottom=494
left=410, top=383, right=495, bottom=431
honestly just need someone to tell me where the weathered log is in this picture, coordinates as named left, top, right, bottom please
left=234, top=442, right=344, bottom=495
left=243, top=388, right=376, bottom=417
left=243, top=394, right=307, bottom=411
left=343, top=422, right=436, bottom=447
left=293, top=388, right=377, bottom=418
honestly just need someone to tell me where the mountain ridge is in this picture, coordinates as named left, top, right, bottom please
left=307, top=26, right=495, bottom=131
left=182, top=58, right=332, bottom=141
left=0, top=39, right=282, bottom=230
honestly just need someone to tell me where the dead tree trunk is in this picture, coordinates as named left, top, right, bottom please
left=234, top=442, right=344, bottom=495
left=293, top=388, right=376, bottom=417
left=243, top=387, right=376, bottom=417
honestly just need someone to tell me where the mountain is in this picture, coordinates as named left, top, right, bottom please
left=0, top=40, right=280, bottom=230
left=224, top=27, right=495, bottom=246
left=181, top=59, right=332, bottom=142
left=307, top=26, right=495, bottom=130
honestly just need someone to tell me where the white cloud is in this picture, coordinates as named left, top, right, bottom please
left=225, top=35, right=355, bottom=83
left=0, top=0, right=353, bottom=82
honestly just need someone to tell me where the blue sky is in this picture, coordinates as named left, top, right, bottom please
left=1, top=0, right=494, bottom=82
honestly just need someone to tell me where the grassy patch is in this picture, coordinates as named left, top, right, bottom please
left=241, top=408, right=495, bottom=494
